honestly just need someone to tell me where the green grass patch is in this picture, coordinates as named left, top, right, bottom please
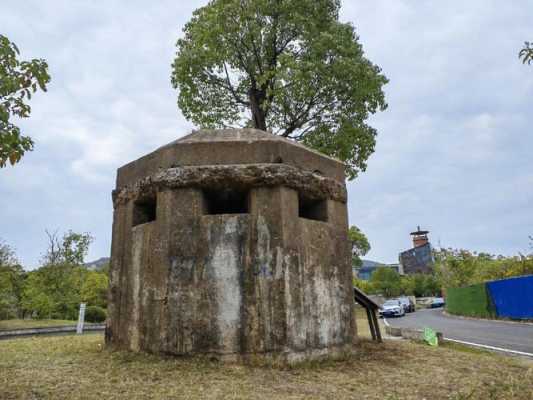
left=0, top=319, right=78, bottom=331
left=440, top=341, right=497, bottom=357
left=0, top=334, right=531, bottom=399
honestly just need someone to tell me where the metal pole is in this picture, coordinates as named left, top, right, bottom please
left=76, top=303, right=86, bottom=334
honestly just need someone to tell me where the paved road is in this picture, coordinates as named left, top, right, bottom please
left=386, top=308, right=533, bottom=355
left=0, top=324, right=104, bottom=340
left=0, top=331, right=103, bottom=341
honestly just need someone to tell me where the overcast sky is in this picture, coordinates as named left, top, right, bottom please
left=1, top=1, right=532, bottom=269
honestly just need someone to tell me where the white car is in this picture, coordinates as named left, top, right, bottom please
left=379, top=300, right=406, bottom=318
left=396, top=296, right=415, bottom=313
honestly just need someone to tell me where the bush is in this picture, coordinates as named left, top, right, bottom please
left=84, top=306, right=107, bottom=323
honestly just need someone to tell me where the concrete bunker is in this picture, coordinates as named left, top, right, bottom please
left=107, top=129, right=356, bottom=362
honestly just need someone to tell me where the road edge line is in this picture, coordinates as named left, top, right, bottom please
left=442, top=310, right=533, bottom=327
left=444, top=337, right=533, bottom=358
left=383, top=318, right=390, bottom=327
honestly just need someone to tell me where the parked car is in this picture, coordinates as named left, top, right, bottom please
left=396, top=296, right=416, bottom=313
left=430, top=297, right=445, bottom=308
left=379, top=300, right=405, bottom=318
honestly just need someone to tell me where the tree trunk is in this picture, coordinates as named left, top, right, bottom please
left=249, top=87, right=267, bottom=131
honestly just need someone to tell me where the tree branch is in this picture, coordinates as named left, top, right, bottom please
left=203, top=68, right=249, bottom=107
left=223, top=63, right=250, bottom=106
left=280, top=93, right=321, bottom=137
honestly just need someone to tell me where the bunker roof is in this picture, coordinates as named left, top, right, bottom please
left=116, top=129, right=345, bottom=188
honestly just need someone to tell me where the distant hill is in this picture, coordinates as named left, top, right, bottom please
left=84, top=257, right=110, bottom=271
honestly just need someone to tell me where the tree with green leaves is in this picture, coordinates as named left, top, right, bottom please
left=41, top=230, right=93, bottom=267
left=0, top=239, right=25, bottom=319
left=21, top=230, right=98, bottom=319
left=400, top=273, right=440, bottom=297
left=347, top=225, right=370, bottom=268
left=172, top=0, right=387, bottom=179
left=352, top=277, right=372, bottom=294
left=81, top=270, right=109, bottom=308
left=433, top=249, right=479, bottom=289
left=21, top=263, right=83, bottom=320
left=20, top=271, right=57, bottom=319
left=369, top=266, right=401, bottom=298
left=519, top=41, right=533, bottom=65
left=0, top=238, right=17, bottom=266
left=0, top=34, right=50, bottom=167
left=434, top=248, right=533, bottom=289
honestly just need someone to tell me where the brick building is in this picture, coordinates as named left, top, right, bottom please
left=398, top=226, right=434, bottom=275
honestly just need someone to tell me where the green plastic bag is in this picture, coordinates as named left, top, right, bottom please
left=423, top=327, right=438, bottom=347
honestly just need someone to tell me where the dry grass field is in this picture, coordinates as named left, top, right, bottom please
left=0, top=331, right=531, bottom=400
left=354, top=305, right=376, bottom=339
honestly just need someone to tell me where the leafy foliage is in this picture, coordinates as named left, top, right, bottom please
left=84, top=305, right=107, bottom=323
left=20, top=270, right=59, bottom=319
left=352, top=277, right=373, bottom=294
left=41, top=230, right=93, bottom=267
left=354, top=265, right=441, bottom=298
left=81, top=270, right=108, bottom=308
left=0, top=232, right=109, bottom=321
left=348, top=225, right=370, bottom=268
left=0, top=238, right=18, bottom=266
left=356, top=243, right=533, bottom=298
left=0, top=35, right=50, bottom=167
left=400, top=273, right=441, bottom=297
left=21, top=262, right=86, bottom=319
left=0, top=263, right=24, bottom=314
left=21, top=230, right=97, bottom=319
left=0, top=240, right=25, bottom=319
left=434, top=248, right=533, bottom=289
left=171, top=0, right=388, bottom=179
left=519, top=41, right=533, bottom=65
left=369, top=266, right=401, bottom=298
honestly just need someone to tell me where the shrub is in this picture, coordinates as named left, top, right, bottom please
left=84, top=306, right=107, bottom=323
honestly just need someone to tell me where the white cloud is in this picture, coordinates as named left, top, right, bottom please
left=1, top=0, right=532, bottom=267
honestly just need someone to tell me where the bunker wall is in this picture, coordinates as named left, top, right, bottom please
left=116, top=139, right=345, bottom=189
left=107, top=184, right=354, bottom=358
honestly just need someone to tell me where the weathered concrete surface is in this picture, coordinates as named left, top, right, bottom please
left=116, top=129, right=345, bottom=188
left=112, top=164, right=348, bottom=206
left=107, top=129, right=355, bottom=362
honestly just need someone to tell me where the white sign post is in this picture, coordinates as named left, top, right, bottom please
left=76, top=303, right=86, bottom=334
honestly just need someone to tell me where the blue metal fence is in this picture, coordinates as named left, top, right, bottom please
left=486, top=275, right=533, bottom=319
